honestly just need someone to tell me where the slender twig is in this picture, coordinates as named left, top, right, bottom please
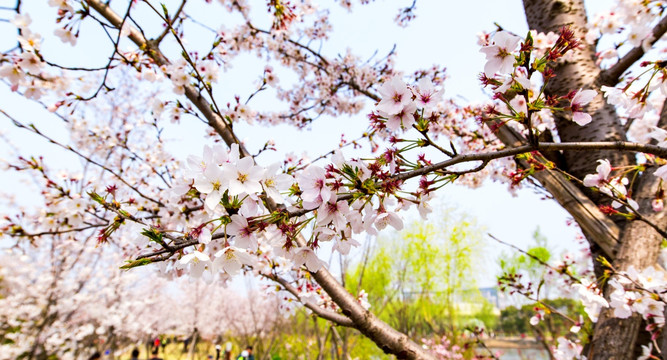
left=489, top=233, right=580, bottom=284
left=463, top=326, right=500, bottom=360
left=1, top=109, right=164, bottom=207
left=291, top=130, right=375, bottom=172
left=12, top=223, right=108, bottom=238
left=263, top=272, right=354, bottom=327
left=38, top=58, right=112, bottom=72
left=154, top=0, right=187, bottom=45
left=246, top=22, right=330, bottom=67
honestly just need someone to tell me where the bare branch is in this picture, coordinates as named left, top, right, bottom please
left=11, top=223, right=107, bottom=238
left=599, top=15, right=667, bottom=86
left=263, top=273, right=355, bottom=327
left=85, top=0, right=251, bottom=158
left=392, top=140, right=667, bottom=182
left=1, top=109, right=165, bottom=207
left=489, top=233, right=580, bottom=284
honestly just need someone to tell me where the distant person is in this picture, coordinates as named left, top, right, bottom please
left=130, top=348, right=140, bottom=360
left=183, top=336, right=190, bottom=352
left=224, top=341, right=233, bottom=360
left=149, top=347, right=163, bottom=360
left=236, top=346, right=254, bottom=360
left=88, top=352, right=101, bottom=360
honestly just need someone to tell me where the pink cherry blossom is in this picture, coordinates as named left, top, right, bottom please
left=317, top=199, right=351, bottom=230
left=298, top=165, right=334, bottom=208
left=374, top=211, right=404, bottom=231
left=414, top=77, right=443, bottom=113
left=570, top=89, right=597, bottom=126
left=332, top=236, right=360, bottom=255
left=385, top=101, right=417, bottom=131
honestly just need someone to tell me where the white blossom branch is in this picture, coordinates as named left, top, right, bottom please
left=599, top=14, right=667, bottom=86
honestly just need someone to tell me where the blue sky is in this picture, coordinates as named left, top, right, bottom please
left=0, top=0, right=617, bottom=288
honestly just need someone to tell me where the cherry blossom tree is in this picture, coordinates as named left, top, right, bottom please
left=1, top=0, right=667, bottom=359
left=0, top=234, right=179, bottom=359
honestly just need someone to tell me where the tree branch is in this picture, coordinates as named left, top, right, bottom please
left=84, top=0, right=251, bottom=158
left=392, top=140, right=667, bottom=182
left=1, top=109, right=165, bottom=207
left=263, top=273, right=354, bottom=327
left=134, top=137, right=665, bottom=260
left=599, top=14, right=667, bottom=86
left=492, top=121, right=621, bottom=258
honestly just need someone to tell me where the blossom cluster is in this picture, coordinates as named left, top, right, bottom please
left=478, top=28, right=598, bottom=131
left=2, top=0, right=667, bottom=359
left=586, top=0, right=664, bottom=55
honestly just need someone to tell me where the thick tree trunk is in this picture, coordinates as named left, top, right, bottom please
left=588, top=168, right=667, bottom=359
left=522, top=0, right=631, bottom=183
left=520, top=0, right=628, bottom=283
left=521, top=1, right=666, bottom=358
left=492, top=122, right=620, bottom=258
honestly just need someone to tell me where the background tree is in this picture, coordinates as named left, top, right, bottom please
left=346, top=211, right=491, bottom=339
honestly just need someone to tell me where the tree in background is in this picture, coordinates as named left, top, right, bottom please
left=498, top=228, right=556, bottom=304
left=346, top=211, right=491, bottom=340
left=0, top=238, right=180, bottom=359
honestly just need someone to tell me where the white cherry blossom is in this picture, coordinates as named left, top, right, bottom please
left=222, top=156, right=263, bottom=196
left=177, top=251, right=211, bottom=278
left=376, top=76, right=412, bottom=115
left=479, top=31, right=521, bottom=76
left=213, top=247, right=255, bottom=275
left=293, top=247, right=325, bottom=272
left=571, top=89, right=597, bottom=126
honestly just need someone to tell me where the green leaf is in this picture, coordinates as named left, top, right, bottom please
left=120, top=258, right=153, bottom=270
left=141, top=228, right=163, bottom=243
left=87, top=191, right=105, bottom=205
left=524, top=30, right=534, bottom=47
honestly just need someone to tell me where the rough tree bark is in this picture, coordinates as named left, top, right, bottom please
left=521, top=1, right=667, bottom=358
left=523, top=0, right=632, bottom=181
